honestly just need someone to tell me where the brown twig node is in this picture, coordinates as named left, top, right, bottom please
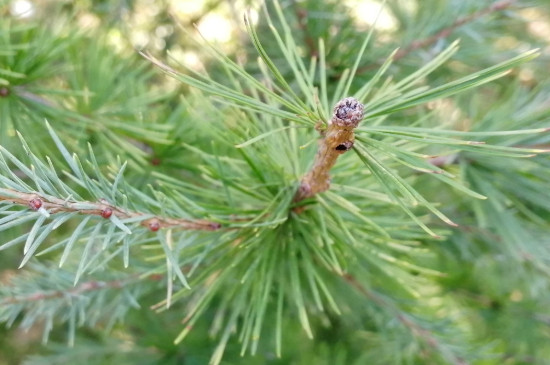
left=294, top=97, right=364, bottom=209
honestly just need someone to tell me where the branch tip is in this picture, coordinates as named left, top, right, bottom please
left=332, top=97, right=364, bottom=128
left=293, top=97, right=364, bottom=209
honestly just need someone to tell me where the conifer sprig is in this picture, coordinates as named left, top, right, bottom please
left=144, top=0, right=543, bottom=234
left=0, top=19, right=173, bottom=165
left=134, top=4, right=548, bottom=360
left=0, top=263, right=155, bottom=345
left=0, top=122, right=220, bottom=273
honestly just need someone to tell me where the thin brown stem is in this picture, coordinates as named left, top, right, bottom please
left=0, top=187, right=221, bottom=231
left=342, top=273, right=469, bottom=365
left=293, top=97, right=364, bottom=209
left=0, top=273, right=162, bottom=306
left=355, top=0, right=517, bottom=75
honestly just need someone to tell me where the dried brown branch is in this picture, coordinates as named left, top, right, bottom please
left=0, top=187, right=221, bottom=231
left=355, top=0, right=517, bottom=75
left=293, top=97, right=364, bottom=209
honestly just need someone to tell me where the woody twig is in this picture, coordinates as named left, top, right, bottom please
left=293, top=97, right=364, bottom=210
left=0, top=188, right=221, bottom=232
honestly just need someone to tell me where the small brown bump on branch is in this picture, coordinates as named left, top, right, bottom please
left=28, top=198, right=43, bottom=211
left=147, top=218, right=161, bottom=232
left=100, top=207, right=113, bottom=219
left=293, top=97, right=364, bottom=209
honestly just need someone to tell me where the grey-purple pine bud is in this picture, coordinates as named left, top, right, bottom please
left=331, top=97, right=364, bottom=128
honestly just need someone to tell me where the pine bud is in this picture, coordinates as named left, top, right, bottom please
left=28, top=198, right=43, bottom=211
left=149, top=219, right=160, bottom=232
left=331, top=97, right=364, bottom=128
left=101, top=207, right=113, bottom=219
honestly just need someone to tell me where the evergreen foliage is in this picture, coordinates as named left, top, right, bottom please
left=1, top=0, right=550, bottom=364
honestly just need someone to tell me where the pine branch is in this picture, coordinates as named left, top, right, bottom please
left=357, top=0, right=518, bottom=74
left=0, top=263, right=157, bottom=345
left=0, top=188, right=221, bottom=232
left=0, top=123, right=222, bottom=273
left=0, top=273, right=154, bottom=305
left=342, top=273, right=469, bottom=365
left=147, top=0, right=544, bottom=238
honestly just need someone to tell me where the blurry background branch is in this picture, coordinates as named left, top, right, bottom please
left=358, top=0, right=520, bottom=73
